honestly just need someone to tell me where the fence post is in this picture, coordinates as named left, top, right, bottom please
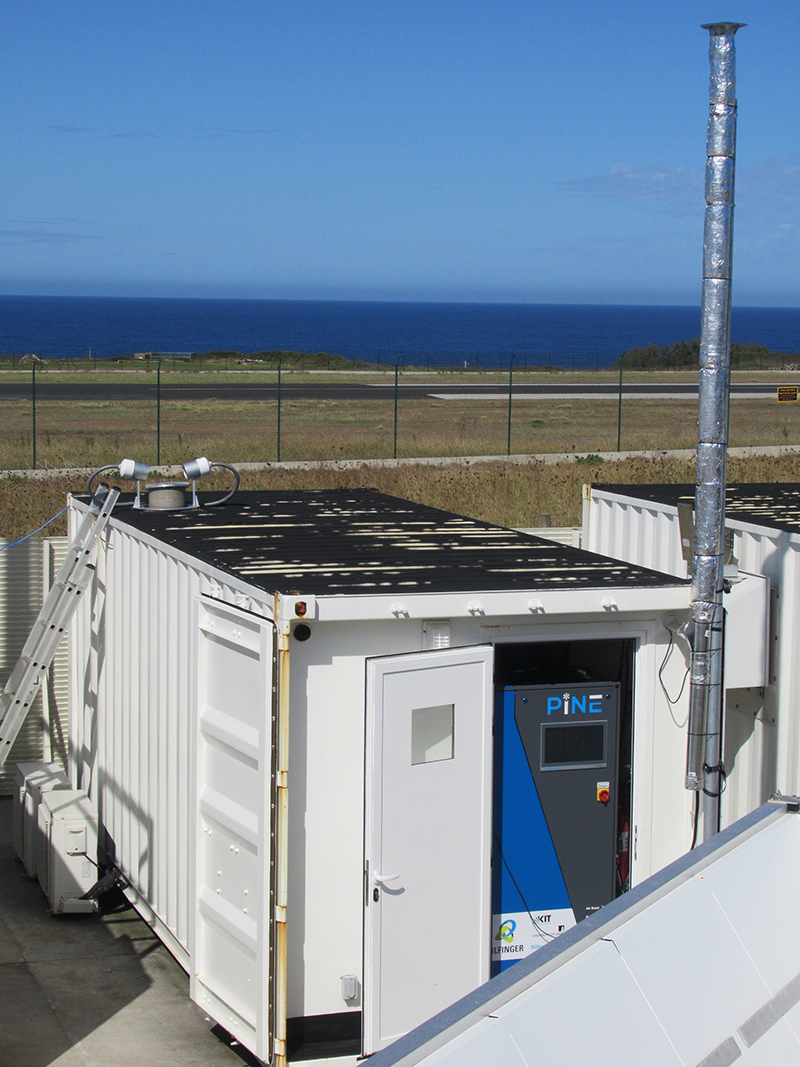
left=507, top=354, right=515, bottom=455
left=156, top=359, right=162, bottom=466
left=31, top=362, right=36, bottom=470
left=277, top=361, right=282, bottom=462
left=393, top=362, right=399, bottom=460
left=617, top=353, right=623, bottom=452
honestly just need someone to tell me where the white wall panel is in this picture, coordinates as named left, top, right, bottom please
left=69, top=510, right=271, bottom=963
left=285, top=610, right=695, bottom=1020
left=286, top=618, right=419, bottom=1019
left=583, top=492, right=688, bottom=579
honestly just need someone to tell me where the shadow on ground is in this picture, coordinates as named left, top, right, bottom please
left=0, top=796, right=247, bottom=1067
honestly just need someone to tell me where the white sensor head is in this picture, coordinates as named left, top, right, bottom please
left=183, top=456, right=212, bottom=480
left=119, top=458, right=150, bottom=481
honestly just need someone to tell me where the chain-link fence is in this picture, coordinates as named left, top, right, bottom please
left=1, top=357, right=799, bottom=471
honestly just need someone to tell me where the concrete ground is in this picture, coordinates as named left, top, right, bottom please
left=0, top=796, right=255, bottom=1067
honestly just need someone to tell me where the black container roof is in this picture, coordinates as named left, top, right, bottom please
left=104, top=489, right=684, bottom=597
left=594, top=483, right=800, bottom=535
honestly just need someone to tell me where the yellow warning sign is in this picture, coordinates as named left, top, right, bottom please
left=777, top=386, right=799, bottom=403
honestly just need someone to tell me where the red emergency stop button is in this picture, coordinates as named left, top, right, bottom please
left=597, top=785, right=611, bottom=804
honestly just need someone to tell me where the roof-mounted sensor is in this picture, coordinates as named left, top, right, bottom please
left=86, top=456, right=240, bottom=510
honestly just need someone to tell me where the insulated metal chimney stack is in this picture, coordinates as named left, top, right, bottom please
left=685, top=22, right=745, bottom=841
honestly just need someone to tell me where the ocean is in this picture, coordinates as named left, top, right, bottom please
left=1, top=295, right=800, bottom=369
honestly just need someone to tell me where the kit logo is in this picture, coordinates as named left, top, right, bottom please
left=495, top=919, right=516, bottom=943
left=547, top=692, right=604, bottom=716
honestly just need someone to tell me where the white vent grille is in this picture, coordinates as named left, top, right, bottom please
left=422, top=620, right=451, bottom=649
left=0, top=536, right=69, bottom=794
left=0, top=538, right=44, bottom=794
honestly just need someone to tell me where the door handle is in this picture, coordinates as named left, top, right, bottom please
left=374, top=872, right=400, bottom=884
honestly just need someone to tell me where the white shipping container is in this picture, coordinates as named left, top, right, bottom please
left=68, top=488, right=693, bottom=1064
left=583, top=482, right=800, bottom=828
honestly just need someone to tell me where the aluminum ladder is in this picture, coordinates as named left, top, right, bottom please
left=0, top=487, right=120, bottom=769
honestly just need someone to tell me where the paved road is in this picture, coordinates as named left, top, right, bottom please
left=0, top=380, right=787, bottom=402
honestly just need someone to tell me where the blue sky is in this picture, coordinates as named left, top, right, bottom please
left=2, top=1, right=798, bottom=305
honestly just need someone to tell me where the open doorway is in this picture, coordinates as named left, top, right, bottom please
left=491, top=639, right=634, bottom=973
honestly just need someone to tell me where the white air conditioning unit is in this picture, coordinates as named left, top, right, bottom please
left=37, top=789, right=99, bottom=913
left=13, top=761, right=72, bottom=878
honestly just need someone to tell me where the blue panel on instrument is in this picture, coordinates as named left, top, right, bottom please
left=492, top=690, right=570, bottom=945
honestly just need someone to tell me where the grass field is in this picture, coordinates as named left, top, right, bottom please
left=3, top=364, right=800, bottom=384
left=3, top=392, right=800, bottom=471
left=3, top=363, right=800, bottom=539
left=5, top=451, right=800, bottom=542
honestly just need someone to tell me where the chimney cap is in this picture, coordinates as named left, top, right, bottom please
left=701, top=22, right=747, bottom=35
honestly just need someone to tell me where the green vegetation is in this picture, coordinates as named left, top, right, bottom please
left=5, top=451, right=800, bottom=541
left=0, top=349, right=380, bottom=370
left=180, top=349, right=380, bottom=370
left=615, top=339, right=799, bottom=370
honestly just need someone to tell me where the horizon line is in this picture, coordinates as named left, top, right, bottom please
left=1, top=292, right=799, bottom=311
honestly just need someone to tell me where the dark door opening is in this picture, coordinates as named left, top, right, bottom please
left=491, top=639, right=634, bottom=973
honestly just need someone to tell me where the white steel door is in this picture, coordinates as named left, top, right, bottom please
left=364, top=645, right=494, bottom=1054
left=193, top=599, right=276, bottom=1063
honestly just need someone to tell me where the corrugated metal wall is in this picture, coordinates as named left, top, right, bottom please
left=0, top=536, right=69, bottom=795
left=69, top=517, right=271, bottom=965
left=582, top=488, right=797, bottom=830
left=582, top=493, right=689, bottom=579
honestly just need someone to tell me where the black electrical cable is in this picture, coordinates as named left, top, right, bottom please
left=493, top=832, right=556, bottom=943
left=658, top=628, right=691, bottom=708
left=702, top=761, right=727, bottom=799
left=690, top=792, right=701, bottom=850
left=80, top=865, right=127, bottom=901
